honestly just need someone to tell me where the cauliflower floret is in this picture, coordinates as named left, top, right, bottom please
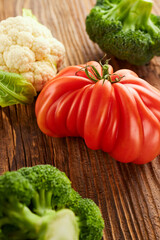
left=0, top=34, right=12, bottom=53
left=22, top=61, right=57, bottom=91
left=32, top=37, right=51, bottom=61
left=0, top=14, right=65, bottom=91
left=17, top=32, right=33, bottom=48
left=3, top=45, right=35, bottom=70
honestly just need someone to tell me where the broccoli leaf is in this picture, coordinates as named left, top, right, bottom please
left=0, top=71, right=37, bottom=107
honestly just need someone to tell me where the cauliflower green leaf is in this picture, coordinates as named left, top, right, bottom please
left=0, top=71, right=37, bottom=107
left=22, top=8, right=38, bottom=21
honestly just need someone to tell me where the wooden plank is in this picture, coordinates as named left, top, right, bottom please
left=0, top=0, right=160, bottom=239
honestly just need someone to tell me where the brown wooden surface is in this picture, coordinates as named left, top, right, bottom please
left=0, top=0, right=160, bottom=239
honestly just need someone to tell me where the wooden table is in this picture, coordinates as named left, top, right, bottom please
left=0, top=0, right=160, bottom=239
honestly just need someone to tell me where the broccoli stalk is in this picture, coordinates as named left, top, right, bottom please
left=0, top=165, right=104, bottom=240
left=86, top=0, right=160, bottom=65
left=121, top=0, right=160, bottom=34
left=100, top=0, right=159, bottom=32
left=1, top=199, right=79, bottom=240
left=39, top=209, right=79, bottom=240
left=32, top=189, right=56, bottom=216
left=106, top=0, right=160, bottom=33
left=1, top=200, right=42, bottom=239
left=104, top=0, right=138, bottom=22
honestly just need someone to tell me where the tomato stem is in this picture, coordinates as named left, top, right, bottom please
left=76, top=61, right=123, bottom=84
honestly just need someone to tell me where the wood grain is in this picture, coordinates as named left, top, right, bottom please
left=0, top=0, right=160, bottom=239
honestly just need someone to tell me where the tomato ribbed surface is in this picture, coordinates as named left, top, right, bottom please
left=35, top=61, right=160, bottom=164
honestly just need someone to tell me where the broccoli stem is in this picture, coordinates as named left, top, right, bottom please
left=123, top=0, right=160, bottom=34
left=106, top=0, right=160, bottom=35
left=38, top=209, right=80, bottom=240
left=32, top=190, right=55, bottom=216
left=123, top=0, right=153, bottom=30
left=2, top=201, right=57, bottom=239
left=147, top=17, right=160, bottom=35
left=105, top=0, right=138, bottom=21
left=5, top=203, right=41, bottom=231
left=4, top=204, right=79, bottom=240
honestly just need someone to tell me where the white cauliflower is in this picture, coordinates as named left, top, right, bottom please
left=0, top=10, right=65, bottom=91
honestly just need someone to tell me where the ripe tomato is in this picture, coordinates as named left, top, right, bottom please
left=35, top=61, right=160, bottom=164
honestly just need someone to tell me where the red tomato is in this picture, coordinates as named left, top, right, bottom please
left=35, top=61, right=160, bottom=164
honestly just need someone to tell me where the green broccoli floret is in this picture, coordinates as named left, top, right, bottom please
left=0, top=165, right=104, bottom=240
left=86, top=0, right=160, bottom=65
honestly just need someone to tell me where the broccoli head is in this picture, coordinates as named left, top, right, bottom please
left=86, top=0, right=160, bottom=65
left=0, top=165, right=104, bottom=240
